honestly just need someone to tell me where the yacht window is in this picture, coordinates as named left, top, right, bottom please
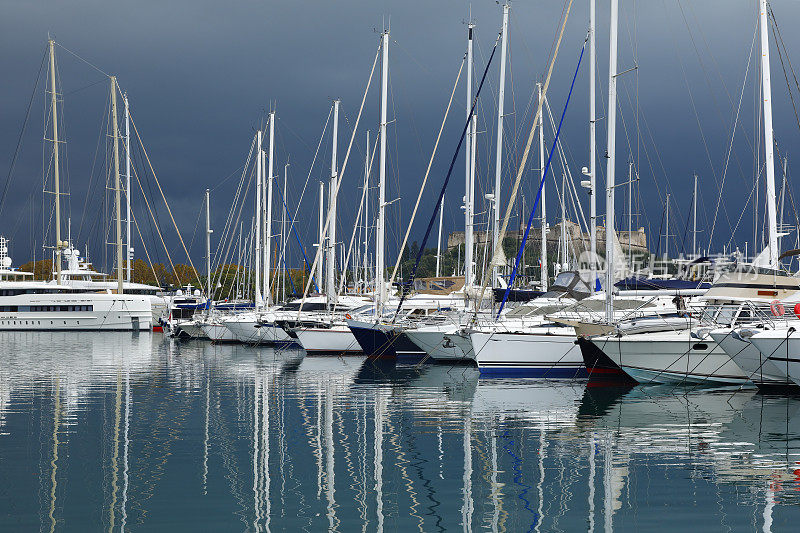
left=716, top=306, right=737, bottom=326
left=699, top=305, right=719, bottom=323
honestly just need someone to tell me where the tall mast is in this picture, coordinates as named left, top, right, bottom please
left=628, top=160, right=633, bottom=264
left=693, top=174, right=698, bottom=257
left=364, top=131, right=371, bottom=288
left=205, top=188, right=212, bottom=300
left=317, top=181, right=324, bottom=292
left=436, top=193, right=444, bottom=277
left=493, top=4, right=510, bottom=287
left=48, top=40, right=63, bottom=285
left=255, top=131, right=263, bottom=309
left=282, top=162, right=288, bottom=302
left=538, top=83, right=548, bottom=292
left=124, top=93, right=132, bottom=283
left=760, top=0, right=779, bottom=268
left=111, top=76, right=124, bottom=294
left=327, top=100, right=340, bottom=305
left=376, top=30, right=389, bottom=312
left=605, top=0, right=619, bottom=323
left=665, top=193, right=670, bottom=259
left=265, top=111, right=275, bottom=304
left=588, top=0, right=597, bottom=292
left=464, top=22, right=475, bottom=288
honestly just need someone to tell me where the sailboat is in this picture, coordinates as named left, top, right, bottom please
left=586, top=0, right=796, bottom=387
left=0, top=41, right=152, bottom=331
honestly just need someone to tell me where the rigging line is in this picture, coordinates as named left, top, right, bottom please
left=678, top=193, right=692, bottom=255
left=543, top=95, right=590, bottom=244
left=128, top=196, right=160, bottom=284
left=338, top=129, right=380, bottom=296
left=210, top=164, right=247, bottom=193
left=394, top=35, right=500, bottom=317
left=276, top=115, right=315, bottom=153
left=708, top=18, right=758, bottom=249
left=274, top=178, right=319, bottom=293
left=211, top=157, right=252, bottom=274
left=54, top=41, right=110, bottom=77
left=62, top=77, right=108, bottom=97
left=287, top=107, right=332, bottom=260
left=0, top=46, right=47, bottom=218
left=210, top=143, right=255, bottom=289
left=187, top=203, right=205, bottom=257
left=769, top=14, right=800, bottom=137
left=769, top=3, right=800, bottom=112
left=298, top=43, right=380, bottom=315
left=388, top=54, right=466, bottom=287
left=128, top=145, right=180, bottom=284
left=75, top=90, right=109, bottom=246
left=725, top=170, right=760, bottom=251
left=127, top=107, right=203, bottom=287
left=497, top=33, right=587, bottom=318
left=473, top=0, right=574, bottom=314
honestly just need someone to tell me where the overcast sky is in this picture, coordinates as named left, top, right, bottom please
left=2, top=0, right=800, bottom=273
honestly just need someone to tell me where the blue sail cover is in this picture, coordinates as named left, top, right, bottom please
left=614, top=277, right=711, bottom=291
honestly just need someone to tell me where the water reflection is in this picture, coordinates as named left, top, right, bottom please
left=0, top=333, right=799, bottom=530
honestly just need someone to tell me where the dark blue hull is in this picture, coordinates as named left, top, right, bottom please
left=577, top=336, right=638, bottom=386
left=349, top=324, right=427, bottom=361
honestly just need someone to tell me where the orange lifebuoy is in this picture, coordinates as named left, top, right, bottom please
left=345, top=314, right=352, bottom=320
left=771, top=300, right=785, bottom=317
left=793, top=303, right=800, bottom=319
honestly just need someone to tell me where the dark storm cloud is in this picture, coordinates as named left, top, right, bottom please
left=2, top=0, right=799, bottom=269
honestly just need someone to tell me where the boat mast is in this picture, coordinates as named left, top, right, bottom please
left=665, top=193, right=670, bottom=259
left=464, top=22, right=475, bottom=288
left=48, top=40, right=63, bottom=285
left=692, top=173, right=698, bottom=258
left=282, top=162, right=288, bottom=302
left=364, top=131, right=371, bottom=287
left=255, top=131, right=263, bottom=309
left=317, top=181, right=324, bottom=292
left=628, top=160, right=632, bottom=264
left=376, top=30, right=389, bottom=312
left=110, top=76, right=124, bottom=294
left=436, top=193, right=444, bottom=277
left=605, top=0, right=619, bottom=323
left=124, top=93, right=132, bottom=283
left=265, top=111, right=275, bottom=304
left=205, top=188, right=212, bottom=300
left=492, top=4, right=509, bottom=287
left=589, top=0, right=597, bottom=291
left=538, top=83, right=548, bottom=292
left=327, top=100, right=340, bottom=306
left=759, top=0, right=779, bottom=268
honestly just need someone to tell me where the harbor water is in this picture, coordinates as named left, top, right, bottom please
left=1, top=332, right=799, bottom=531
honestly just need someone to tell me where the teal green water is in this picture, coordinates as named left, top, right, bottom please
left=0, top=332, right=799, bottom=531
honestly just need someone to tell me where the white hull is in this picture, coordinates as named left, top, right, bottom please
left=710, top=328, right=793, bottom=388
left=200, top=322, right=239, bottom=343
left=599, top=330, right=749, bottom=385
left=748, top=330, right=800, bottom=388
left=404, top=325, right=475, bottom=362
left=224, top=314, right=292, bottom=344
left=294, top=326, right=362, bottom=354
left=0, top=293, right=151, bottom=331
left=177, top=321, right=207, bottom=339
left=470, top=326, right=584, bottom=377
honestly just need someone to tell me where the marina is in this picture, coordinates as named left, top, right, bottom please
left=4, top=0, right=800, bottom=529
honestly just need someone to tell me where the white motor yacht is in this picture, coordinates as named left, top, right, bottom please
left=0, top=237, right=152, bottom=331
